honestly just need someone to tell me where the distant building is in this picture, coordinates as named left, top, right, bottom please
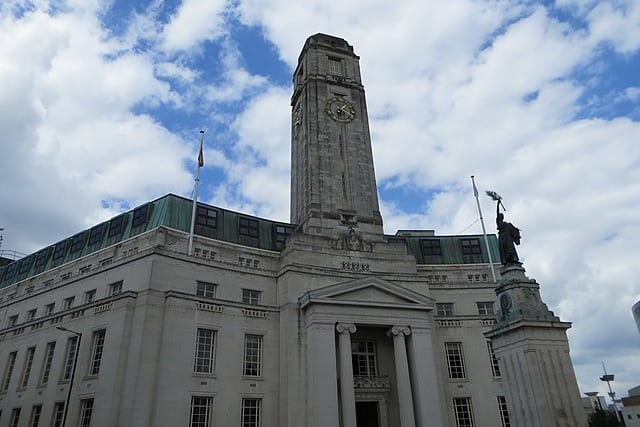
left=633, top=299, right=640, bottom=334
left=0, top=34, right=582, bottom=427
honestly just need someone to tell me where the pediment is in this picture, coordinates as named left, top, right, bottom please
left=300, top=276, right=433, bottom=310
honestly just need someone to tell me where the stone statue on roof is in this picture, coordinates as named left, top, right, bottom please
left=486, top=191, right=521, bottom=264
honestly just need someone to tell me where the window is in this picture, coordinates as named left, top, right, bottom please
left=39, top=342, right=56, bottom=385
left=453, top=397, right=475, bottom=427
left=328, top=56, right=343, bottom=75
left=64, top=297, right=75, bottom=310
left=34, top=248, right=51, bottom=269
left=85, top=290, right=96, bottom=304
left=87, top=223, right=105, bottom=246
left=45, top=303, right=55, bottom=316
left=477, top=302, right=495, bottom=315
left=189, top=396, right=213, bottom=427
left=239, top=217, right=259, bottom=238
left=421, top=239, right=442, bottom=255
left=52, top=402, right=65, bottom=427
left=18, top=256, right=33, bottom=274
left=131, top=204, right=150, bottom=228
left=109, top=281, right=123, bottom=296
left=52, top=241, right=68, bottom=262
left=69, top=233, right=85, bottom=254
left=79, top=398, right=94, bottom=427
left=487, top=342, right=501, bottom=377
left=243, top=335, right=263, bottom=377
left=242, top=289, right=261, bottom=305
left=497, top=396, right=511, bottom=427
left=20, top=347, right=36, bottom=388
left=196, top=206, right=218, bottom=229
left=196, top=281, right=216, bottom=299
left=88, top=330, right=106, bottom=376
left=460, top=238, right=481, bottom=255
left=3, top=262, right=17, bottom=280
left=29, top=404, right=42, bottom=427
left=241, top=398, right=262, bottom=427
left=108, top=214, right=127, bottom=238
left=8, top=315, right=18, bottom=327
left=9, top=407, right=21, bottom=427
left=2, top=351, right=17, bottom=391
left=61, top=336, right=79, bottom=382
left=445, top=342, right=466, bottom=379
left=436, top=303, right=454, bottom=317
left=275, top=225, right=293, bottom=250
left=194, top=329, right=216, bottom=374
left=27, top=309, right=37, bottom=321
left=351, top=340, right=377, bottom=378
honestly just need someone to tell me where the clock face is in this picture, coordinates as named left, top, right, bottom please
left=326, top=97, right=356, bottom=122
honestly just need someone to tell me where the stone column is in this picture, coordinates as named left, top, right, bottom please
left=336, top=323, right=357, bottom=427
left=306, top=322, right=340, bottom=427
left=389, top=326, right=416, bottom=427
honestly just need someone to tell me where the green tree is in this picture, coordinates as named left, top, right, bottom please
left=588, top=409, right=622, bottom=427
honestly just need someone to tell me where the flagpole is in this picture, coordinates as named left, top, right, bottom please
left=188, top=130, right=204, bottom=256
left=471, top=176, right=497, bottom=283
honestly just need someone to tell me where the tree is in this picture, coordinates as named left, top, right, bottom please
left=588, top=409, right=622, bottom=427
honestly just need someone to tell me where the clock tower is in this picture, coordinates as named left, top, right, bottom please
left=290, top=34, right=384, bottom=240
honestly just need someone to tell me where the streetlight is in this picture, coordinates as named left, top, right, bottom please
left=599, top=361, right=623, bottom=424
left=56, top=326, right=82, bottom=427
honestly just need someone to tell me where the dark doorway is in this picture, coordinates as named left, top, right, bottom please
left=356, top=401, right=380, bottom=427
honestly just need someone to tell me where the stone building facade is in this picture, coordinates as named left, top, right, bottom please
left=0, top=34, right=581, bottom=427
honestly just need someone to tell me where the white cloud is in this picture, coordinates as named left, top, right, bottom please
left=161, top=0, right=228, bottom=52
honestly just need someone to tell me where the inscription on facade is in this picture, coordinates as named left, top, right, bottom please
left=342, top=261, right=370, bottom=272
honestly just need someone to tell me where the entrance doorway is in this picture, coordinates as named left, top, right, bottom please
left=356, top=401, right=380, bottom=427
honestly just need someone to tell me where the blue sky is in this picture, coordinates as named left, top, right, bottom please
left=1, top=0, right=640, bottom=402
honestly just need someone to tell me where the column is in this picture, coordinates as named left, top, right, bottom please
left=389, top=326, right=416, bottom=427
left=336, top=323, right=357, bottom=427
left=306, top=322, right=339, bottom=427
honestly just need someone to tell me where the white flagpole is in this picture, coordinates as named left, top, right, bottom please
left=471, top=176, right=497, bottom=283
left=188, top=130, right=204, bottom=256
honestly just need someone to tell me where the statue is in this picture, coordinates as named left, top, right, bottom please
left=487, top=191, right=521, bottom=264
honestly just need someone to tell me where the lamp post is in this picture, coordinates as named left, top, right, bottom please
left=56, top=326, right=82, bottom=427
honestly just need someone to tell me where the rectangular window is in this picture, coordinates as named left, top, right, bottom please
left=131, top=204, right=150, bottom=228
left=18, top=256, right=33, bottom=275
left=460, top=238, right=481, bottom=255
left=196, top=206, right=218, bottom=229
left=79, top=398, right=94, bottom=427
left=242, top=289, right=261, bottom=305
left=189, top=396, right=213, bottom=427
left=445, top=342, right=467, bottom=379
left=497, top=396, right=511, bottom=427
left=39, top=342, right=56, bottom=385
left=52, top=402, right=65, bottom=427
left=194, top=329, right=216, bottom=374
left=3, top=262, right=17, bottom=280
left=20, top=347, right=36, bottom=388
left=87, top=223, right=105, bottom=246
left=64, top=297, right=75, bottom=310
left=239, top=217, right=259, bottom=238
left=29, top=404, right=42, bottom=427
left=69, top=233, right=85, bottom=254
left=27, top=309, right=37, bottom=321
left=477, top=302, right=495, bottom=315
left=109, top=281, right=123, bottom=296
left=351, top=340, right=377, bottom=378
left=52, top=241, right=68, bottom=262
left=45, top=303, right=55, bottom=316
left=243, top=335, right=263, bottom=377
left=85, top=290, right=96, bottom=304
left=436, top=303, right=454, bottom=317
left=487, top=341, right=501, bottom=377
left=89, top=330, right=106, bottom=376
left=241, top=398, right=262, bottom=427
left=2, top=351, right=17, bottom=391
left=196, top=281, right=216, bottom=299
left=275, top=225, right=293, bottom=250
left=421, top=239, right=442, bottom=255
left=8, top=315, right=18, bottom=327
left=453, top=397, right=475, bottom=427
left=106, top=214, right=125, bottom=237
left=34, top=248, right=51, bottom=269
left=328, top=56, right=343, bottom=75
left=61, top=336, right=79, bottom=382
left=9, top=407, right=21, bottom=427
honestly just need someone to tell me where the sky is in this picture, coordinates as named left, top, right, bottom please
left=1, top=0, right=639, bottom=403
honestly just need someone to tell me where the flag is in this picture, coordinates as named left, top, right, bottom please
left=197, top=133, right=204, bottom=168
left=471, top=175, right=479, bottom=197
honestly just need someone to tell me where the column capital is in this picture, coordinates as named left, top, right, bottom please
left=336, top=323, right=357, bottom=334
left=388, top=326, right=411, bottom=337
